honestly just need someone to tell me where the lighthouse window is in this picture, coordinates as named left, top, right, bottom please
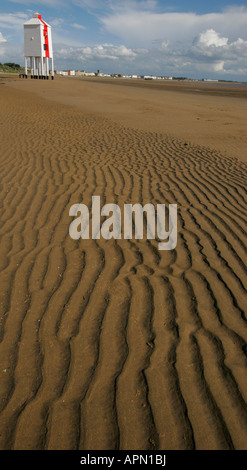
left=44, top=44, right=47, bottom=50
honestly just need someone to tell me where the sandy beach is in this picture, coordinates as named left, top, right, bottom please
left=0, top=75, right=247, bottom=450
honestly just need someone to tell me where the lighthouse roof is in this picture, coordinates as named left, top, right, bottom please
left=24, top=13, right=50, bottom=28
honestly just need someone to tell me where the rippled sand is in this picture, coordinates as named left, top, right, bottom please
left=0, top=77, right=246, bottom=450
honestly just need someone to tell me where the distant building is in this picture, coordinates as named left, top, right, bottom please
left=75, top=70, right=86, bottom=76
left=56, top=70, right=76, bottom=76
left=111, top=74, right=123, bottom=78
left=142, top=75, right=157, bottom=80
left=56, top=71, right=68, bottom=76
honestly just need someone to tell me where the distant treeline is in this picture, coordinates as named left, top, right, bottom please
left=172, top=77, right=188, bottom=80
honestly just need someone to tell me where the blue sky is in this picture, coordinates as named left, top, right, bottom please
left=0, top=1, right=247, bottom=80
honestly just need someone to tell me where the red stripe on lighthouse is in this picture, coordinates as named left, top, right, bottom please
left=38, top=14, right=50, bottom=58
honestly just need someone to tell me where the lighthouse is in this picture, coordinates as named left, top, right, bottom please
left=23, top=13, right=54, bottom=79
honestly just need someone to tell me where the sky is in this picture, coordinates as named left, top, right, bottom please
left=0, top=0, right=247, bottom=80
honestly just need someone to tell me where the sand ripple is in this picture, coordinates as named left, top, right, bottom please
left=0, top=85, right=247, bottom=450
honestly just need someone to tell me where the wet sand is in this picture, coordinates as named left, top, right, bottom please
left=0, top=76, right=247, bottom=450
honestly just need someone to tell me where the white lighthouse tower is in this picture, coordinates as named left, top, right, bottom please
left=23, top=13, right=54, bottom=79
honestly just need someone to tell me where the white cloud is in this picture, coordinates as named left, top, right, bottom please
left=8, top=0, right=66, bottom=6
left=197, top=29, right=228, bottom=48
left=192, top=30, right=247, bottom=60
left=0, top=42, right=23, bottom=62
left=73, top=0, right=158, bottom=11
left=108, top=0, right=158, bottom=11
left=72, top=0, right=106, bottom=9
left=161, top=40, right=169, bottom=49
left=0, top=12, right=29, bottom=29
left=51, top=18, right=65, bottom=27
left=88, top=6, right=247, bottom=78
left=71, top=23, right=86, bottom=30
left=100, top=6, right=247, bottom=47
left=56, top=43, right=138, bottom=62
left=0, top=32, right=7, bottom=43
left=213, top=61, right=225, bottom=72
